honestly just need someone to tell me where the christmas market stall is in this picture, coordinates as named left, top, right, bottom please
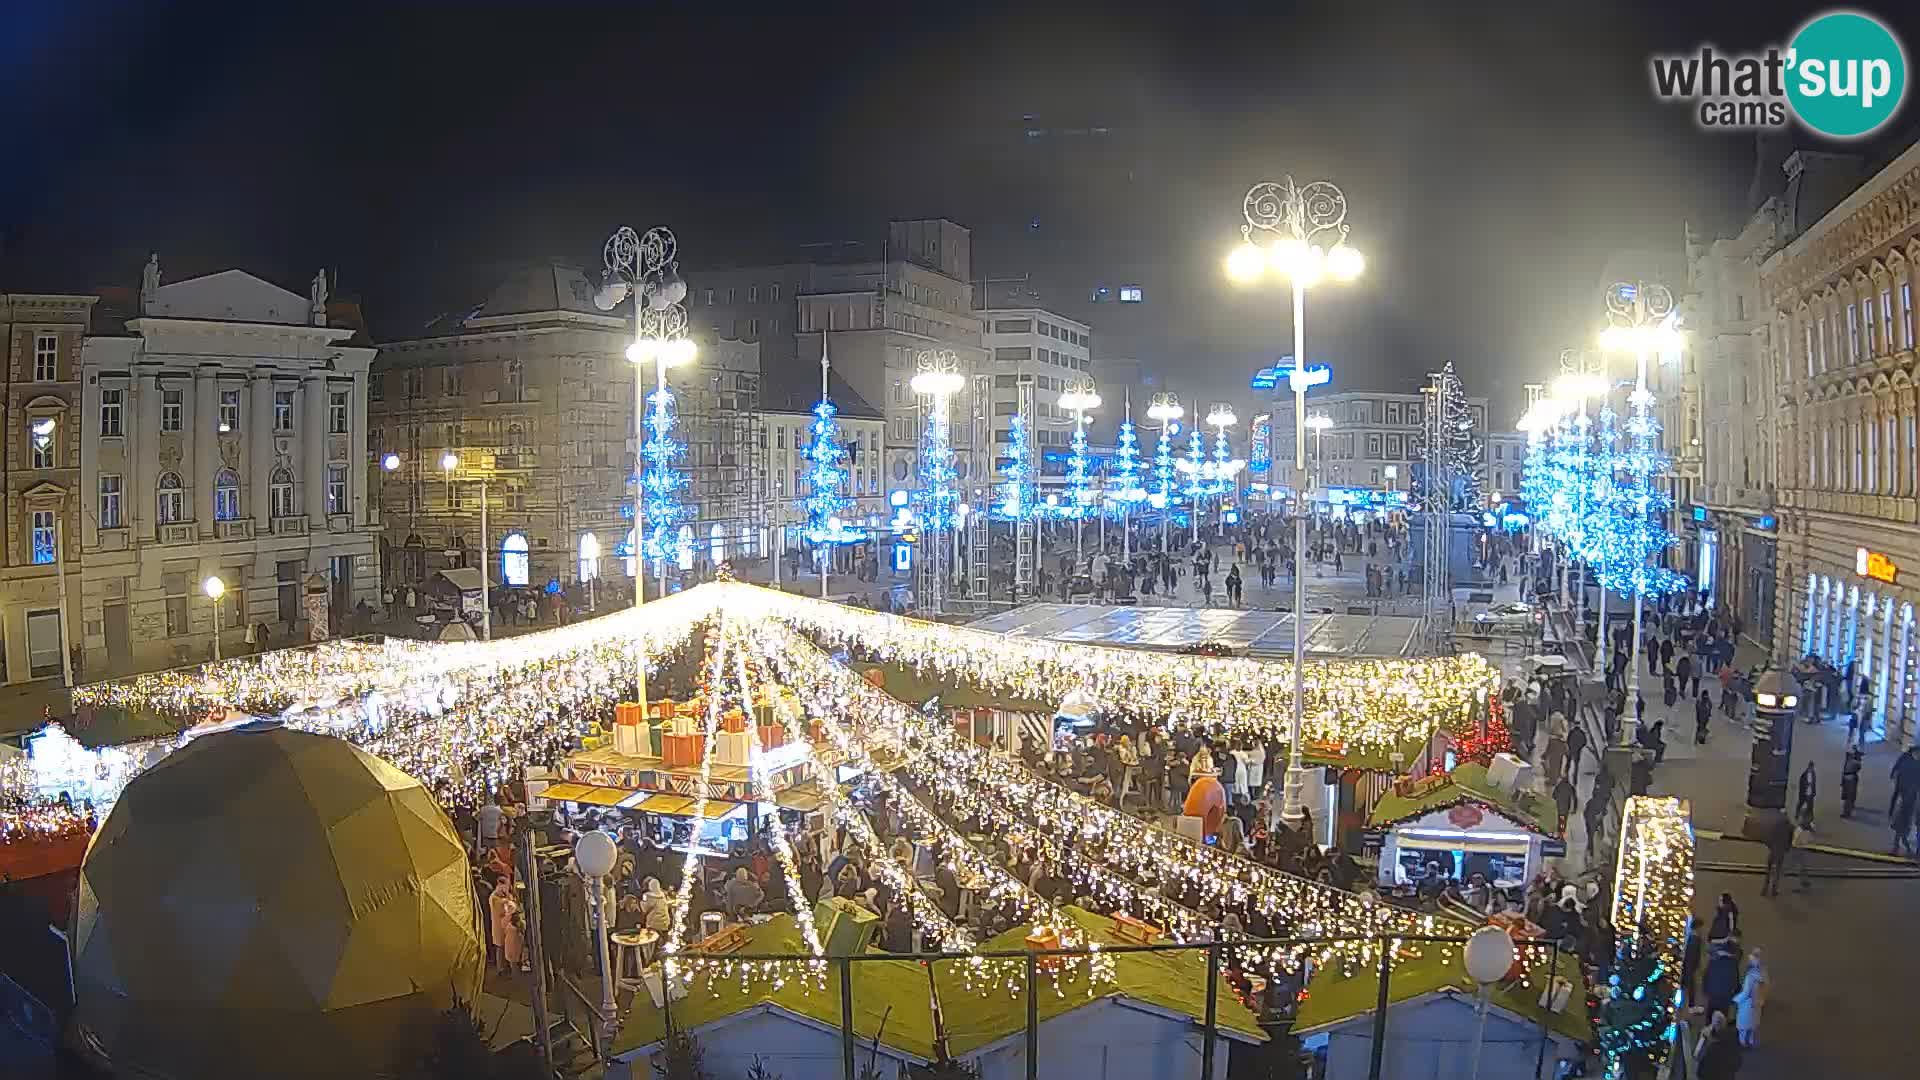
left=1365, top=760, right=1561, bottom=891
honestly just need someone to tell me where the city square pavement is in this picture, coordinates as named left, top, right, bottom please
left=1507, top=615, right=1920, bottom=1080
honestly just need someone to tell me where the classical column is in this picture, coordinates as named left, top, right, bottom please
left=348, top=372, right=369, bottom=527
left=252, top=375, right=275, bottom=529
left=136, top=370, right=160, bottom=540
left=194, top=366, right=217, bottom=538
left=304, top=373, right=327, bottom=528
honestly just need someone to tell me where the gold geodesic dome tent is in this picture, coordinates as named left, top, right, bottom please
left=72, top=721, right=484, bottom=1079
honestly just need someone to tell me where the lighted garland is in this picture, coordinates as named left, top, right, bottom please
left=721, top=584, right=1499, bottom=754
left=1604, top=795, right=1694, bottom=1074
left=662, top=636, right=729, bottom=983
left=1065, top=412, right=1094, bottom=520
left=1151, top=423, right=1176, bottom=513
left=752, top=621, right=1465, bottom=976
left=996, top=413, right=1036, bottom=520
left=730, top=626, right=827, bottom=966
left=1105, top=416, right=1147, bottom=516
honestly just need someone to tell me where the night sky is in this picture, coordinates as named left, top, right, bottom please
left=5, top=1, right=1917, bottom=421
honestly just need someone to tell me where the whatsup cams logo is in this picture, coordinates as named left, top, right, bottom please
left=1650, top=10, right=1907, bottom=138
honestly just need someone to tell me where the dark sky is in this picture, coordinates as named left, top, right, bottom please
left=5, top=1, right=1916, bottom=423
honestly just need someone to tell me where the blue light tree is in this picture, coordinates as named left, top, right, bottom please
left=802, top=398, right=859, bottom=547
left=641, top=384, right=689, bottom=569
left=1109, top=416, right=1146, bottom=507
left=1182, top=428, right=1209, bottom=505
left=1209, top=425, right=1234, bottom=496
left=1151, top=423, right=1178, bottom=512
left=996, top=414, right=1036, bottom=519
left=1594, top=387, right=1689, bottom=599
left=1065, top=413, right=1095, bottom=520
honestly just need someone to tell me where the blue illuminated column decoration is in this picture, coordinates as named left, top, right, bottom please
left=1599, top=280, right=1689, bottom=744
left=1145, top=393, right=1185, bottom=553
left=1249, top=414, right=1272, bottom=477
left=1107, top=395, right=1147, bottom=560
left=910, top=349, right=965, bottom=613
left=1057, top=382, right=1102, bottom=562
left=803, top=404, right=857, bottom=544
left=641, top=383, right=688, bottom=568
left=996, top=413, right=1036, bottom=520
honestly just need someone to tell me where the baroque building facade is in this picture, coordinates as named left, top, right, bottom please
left=1763, top=141, right=1920, bottom=746
left=77, top=265, right=381, bottom=676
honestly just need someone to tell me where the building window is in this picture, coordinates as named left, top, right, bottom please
left=165, top=573, right=189, bottom=637
left=1805, top=321, right=1816, bottom=377
left=98, top=474, right=122, bottom=530
left=748, top=285, right=759, bottom=302
left=33, top=334, right=57, bottom=382
left=214, top=469, right=240, bottom=521
left=1848, top=303, right=1861, bottom=363
left=749, top=317, right=760, bottom=336
left=219, top=389, right=241, bottom=432
left=726, top=287, right=736, bottom=304
left=29, top=510, right=55, bottom=565
left=270, top=466, right=296, bottom=518
left=1817, top=315, right=1829, bottom=370
left=1903, top=283, right=1915, bottom=350
left=100, top=388, right=123, bottom=436
left=329, top=390, right=349, bottom=434
left=501, top=532, right=530, bottom=586
left=505, top=359, right=524, bottom=401
left=29, top=418, right=55, bottom=469
left=156, top=472, right=185, bottom=524
left=159, top=388, right=183, bottom=431
left=325, top=465, right=347, bottom=514
left=274, top=390, right=295, bottom=431
left=1865, top=296, right=1878, bottom=355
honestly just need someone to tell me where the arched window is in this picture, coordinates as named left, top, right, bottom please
left=156, top=472, right=185, bottom=524
left=579, top=532, right=600, bottom=582
left=500, top=531, right=530, bottom=587
left=710, top=523, right=726, bottom=564
left=676, top=524, right=694, bottom=571
left=213, top=468, right=240, bottom=521
left=270, top=466, right=297, bottom=519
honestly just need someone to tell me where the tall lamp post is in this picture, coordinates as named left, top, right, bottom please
left=572, top=829, right=620, bottom=1050
left=1553, top=370, right=1607, bottom=656
left=441, top=452, right=490, bottom=640
left=911, top=349, right=965, bottom=614
left=1205, top=403, right=1238, bottom=537
left=598, top=225, right=696, bottom=709
left=1228, top=176, right=1364, bottom=828
left=203, top=576, right=226, bottom=663
left=1598, top=280, right=1684, bottom=745
left=1305, top=411, right=1333, bottom=497
left=1146, top=394, right=1184, bottom=555
left=1058, top=383, right=1102, bottom=565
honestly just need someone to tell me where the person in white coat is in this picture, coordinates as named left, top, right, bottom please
left=1733, top=947, right=1768, bottom=1047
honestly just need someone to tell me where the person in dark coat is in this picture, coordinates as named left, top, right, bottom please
left=934, top=863, right=962, bottom=920
left=1708, top=892, right=1740, bottom=942
left=1659, top=637, right=1674, bottom=674
left=1695, top=690, right=1714, bottom=744
left=1841, top=746, right=1863, bottom=818
left=1702, top=939, right=1741, bottom=1017
left=1565, top=723, right=1589, bottom=782
left=1761, top=813, right=1794, bottom=896
left=1795, top=762, right=1817, bottom=825
left=1552, top=775, right=1577, bottom=835
left=1680, top=916, right=1704, bottom=1002
left=1677, top=653, right=1695, bottom=698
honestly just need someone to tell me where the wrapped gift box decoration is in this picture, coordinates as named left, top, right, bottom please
left=715, top=730, right=754, bottom=767
left=615, top=702, right=643, bottom=726
left=756, top=724, right=785, bottom=750
left=812, top=897, right=879, bottom=956
left=662, top=733, right=705, bottom=768
left=648, top=700, right=676, bottom=721
left=669, top=715, right=700, bottom=737
left=721, top=710, right=749, bottom=735
left=645, top=721, right=664, bottom=756
left=1024, top=928, right=1063, bottom=971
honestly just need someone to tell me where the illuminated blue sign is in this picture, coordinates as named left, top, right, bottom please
left=1756, top=514, right=1777, bottom=531
left=1273, top=359, right=1333, bottom=392
left=1250, top=366, right=1279, bottom=390
left=1692, top=505, right=1709, bottom=523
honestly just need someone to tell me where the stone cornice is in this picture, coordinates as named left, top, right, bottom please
left=1761, top=154, right=1920, bottom=305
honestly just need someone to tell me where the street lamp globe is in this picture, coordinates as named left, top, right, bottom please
left=1058, top=387, right=1101, bottom=412
left=1225, top=242, right=1266, bottom=283
left=1326, top=243, right=1365, bottom=282
left=1146, top=394, right=1184, bottom=423
left=573, top=830, right=618, bottom=879
left=1206, top=405, right=1237, bottom=429
left=662, top=337, right=698, bottom=368
left=381, top=452, right=401, bottom=472
left=202, top=576, right=226, bottom=601
left=909, top=369, right=964, bottom=397
left=1305, top=413, right=1334, bottom=432
left=440, top=452, right=459, bottom=472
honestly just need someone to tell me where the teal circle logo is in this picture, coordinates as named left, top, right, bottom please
left=1786, top=11, right=1907, bottom=138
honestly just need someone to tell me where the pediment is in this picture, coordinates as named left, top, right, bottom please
left=145, top=270, right=310, bottom=325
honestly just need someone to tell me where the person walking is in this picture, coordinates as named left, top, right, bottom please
left=1733, top=947, right=1769, bottom=1048
left=1225, top=563, right=1243, bottom=609
left=1892, top=747, right=1920, bottom=819
left=1761, top=812, right=1792, bottom=897
left=1679, top=916, right=1704, bottom=1003
left=1702, top=939, right=1741, bottom=1018
left=1659, top=637, right=1674, bottom=675
left=1788, top=807, right=1815, bottom=891
left=1552, top=774, right=1577, bottom=837
left=1794, top=762, right=1817, bottom=827
left=1841, top=745, right=1863, bottom=818
left=1695, top=690, right=1713, bottom=745
left=1115, top=734, right=1140, bottom=808
left=1565, top=722, right=1589, bottom=783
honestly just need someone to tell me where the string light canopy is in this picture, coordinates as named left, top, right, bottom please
left=1604, top=795, right=1694, bottom=1074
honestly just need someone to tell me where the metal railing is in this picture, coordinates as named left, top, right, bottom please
left=619, top=931, right=1577, bottom=1080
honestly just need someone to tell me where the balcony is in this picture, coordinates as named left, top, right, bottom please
left=159, top=524, right=196, bottom=545
left=216, top=519, right=254, bottom=540
left=271, top=516, right=308, bottom=536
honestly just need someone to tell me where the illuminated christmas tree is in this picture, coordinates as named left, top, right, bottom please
left=995, top=414, right=1035, bottom=520
left=802, top=398, right=859, bottom=546
left=1065, top=413, right=1094, bottom=520
left=641, top=384, right=689, bottom=567
left=1108, top=414, right=1147, bottom=511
